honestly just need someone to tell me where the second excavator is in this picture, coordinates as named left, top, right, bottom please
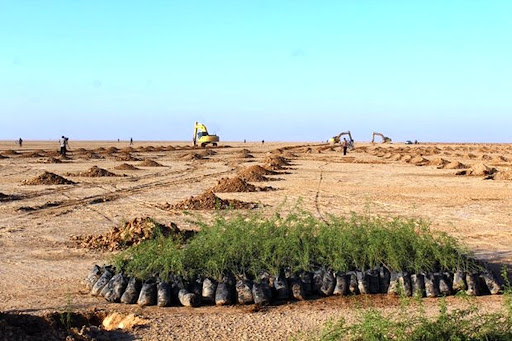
left=193, top=122, right=219, bottom=147
left=371, top=132, right=392, bottom=143
left=329, top=131, right=354, bottom=149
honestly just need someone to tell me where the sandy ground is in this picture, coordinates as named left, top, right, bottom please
left=0, top=140, right=511, bottom=340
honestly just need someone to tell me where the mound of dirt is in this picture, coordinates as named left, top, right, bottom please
left=211, top=177, right=257, bottom=192
left=72, top=166, right=119, bottom=177
left=3, top=150, right=19, bottom=155
left=409, top=156, right=430, bottom=165
left=21, top=152, right=44, bottom=158
left=138, top=159, right=164, bottom=167
left=238, top=172, right=270, bottom=182
left=237, top=150, right=254, bottom=159
left=169, top=190, right=258, bottom=210
left=239, top=165, right=277, bottom=177
left=429, top=158, right=449, bottom=167
left=80, top=152, right=105, bottom=160
left=400, top=154, right=413, bottom=162
left=0, top=154, right=8, bottom=159
left=480, top=154, right=492, bottom=160
left=389, top=153, right=402, bottom=161
left=442, top=161, right=469, bottom=170
left=114, top=163, right=140, bottom=170
left=283, top=151, right=297, bottom=158
left=456, top=163, right=497, bottom=177
left=471, top=163, right=497, bottom=176
left=71, top=217, right=191, bottom=251
left=181, top=153, right=204, bottom=161
left=199, top=149, right=217, bottom=157
left=236, top=149, right=254, bottom=158
left=264, top=156, right=292, bottom=170
left=121, top=147, right=135, bottom=153
left=105, top=147, right=119, bottom=154
left=46, top=157, right=63, bottom=164
left=492, top=155, right=509, bottom=163
left=23, top=171, right=76, bottom=185
left=115, top=153, right=141, bottom=162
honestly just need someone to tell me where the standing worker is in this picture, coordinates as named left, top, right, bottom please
left=59, top=136, right=70, bottom=156
left=18, top=138, right=23, bottom=147
left=130, top=137, right=133, bottom=145
left=341, top=138, right=348, bottom=156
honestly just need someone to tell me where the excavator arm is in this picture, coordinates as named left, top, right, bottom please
left=371, top=132, right=392, bottom=143
left=329, top=131, right=354, bottom=146
left=193, top=122, right=209, bottom=146
left=193, top=122, right=219, bottom=147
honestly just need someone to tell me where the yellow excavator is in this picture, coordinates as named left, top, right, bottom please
left=193, top=122, right=219, bottom=147
left=329, top=131, right=354, bottom=149
left=371, top=132, right=392, bottom=143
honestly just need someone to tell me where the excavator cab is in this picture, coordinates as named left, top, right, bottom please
left=193, top=122, right=219, bottom=148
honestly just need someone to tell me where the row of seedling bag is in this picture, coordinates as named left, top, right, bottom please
left=86, top=265, right=502, bottom=307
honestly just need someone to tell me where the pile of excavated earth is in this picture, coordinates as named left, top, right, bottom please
left=180, top=153, right=204, bottom=161
left=79, top=152, right=104, bottom=160
left=71, top=217, right=192, bottom=252
left=211, top=177, right=257, bottom=192
left=138, top=159, right=164, bottom=167
left=237, top=149, right=254, bottom=158
left=166, top=190, right=258, bottom=210
left=115, top=153, right=141, bottom=162
left=210, top=176, right=274, bottom=193
left=22, top=171, right=76, bottom=185
left=238, top=165, right=278, bottom=182
left=114, top=163, right=140, bottom=171
left=46, top=157, right=63, bottom=164
left=68, top=166, right=119, bottom=177
left=264, top=155, right=291, bottom=169
left=367, top=145, right=512, bottom=181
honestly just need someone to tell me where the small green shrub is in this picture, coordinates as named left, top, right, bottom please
left=303, top=297, right=512, bottom=341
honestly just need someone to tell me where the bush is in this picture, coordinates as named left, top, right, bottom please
left=112, top=209, right=478, bottom=281
left=305, top=300, right=512, bottom=341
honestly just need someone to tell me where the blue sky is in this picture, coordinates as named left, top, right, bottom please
left=1, top=1, right=511, bottom=142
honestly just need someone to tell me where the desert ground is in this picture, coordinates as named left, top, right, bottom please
left=1, top=139, right=511, bottom=340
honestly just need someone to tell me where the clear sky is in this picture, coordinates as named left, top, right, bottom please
left=1, top=1, right=511, bottom=142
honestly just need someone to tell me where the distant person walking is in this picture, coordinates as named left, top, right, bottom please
left=59, top=136, right=69, bottom=156
left=130, top=137, right=133, bottom=145
left=262, top=140, right=265, bottom=145
left=18, top=138, right=23, bottom=147
left=341, top=138, right=348, bottom=156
